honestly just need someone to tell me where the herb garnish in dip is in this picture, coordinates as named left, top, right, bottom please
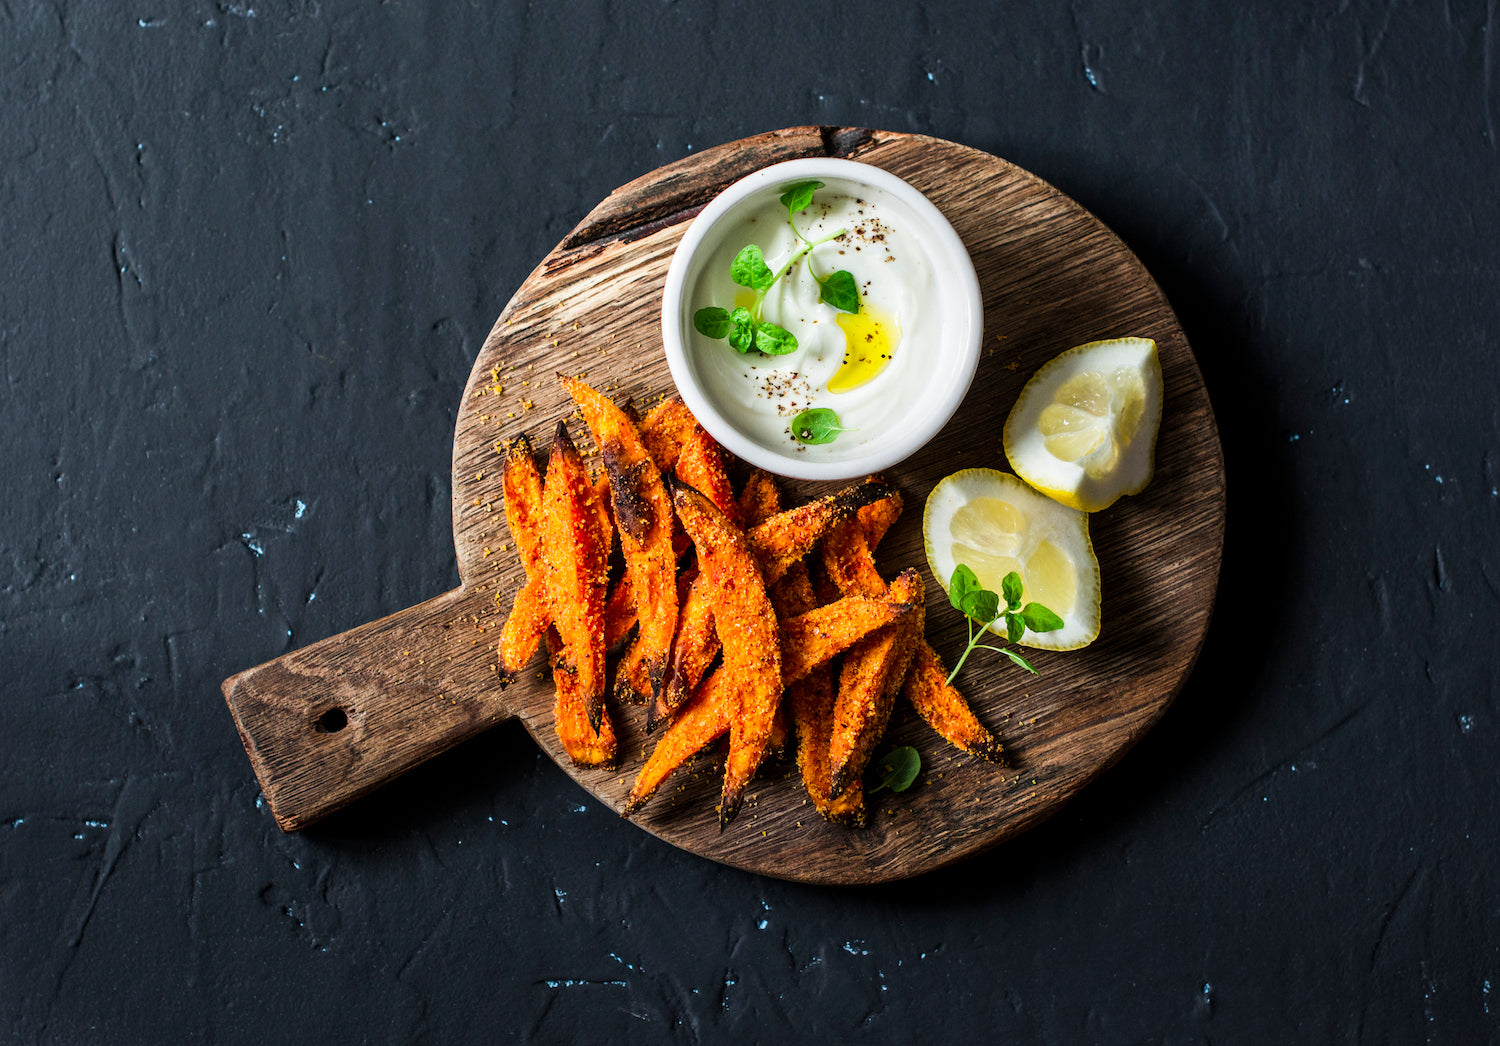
left=685, top=177, right=937, bottom=458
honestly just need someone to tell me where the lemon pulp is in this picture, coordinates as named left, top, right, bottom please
left=923, top=469, right=1100, bottom=650
left=950, top=497, right=1079, bottom=617
left=1003, top=338, right=1162, bottom=512
left=1037, top=367, right=1147, bottom=478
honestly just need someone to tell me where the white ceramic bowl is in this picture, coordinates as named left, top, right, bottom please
left=661, top=158, right=982, bottom=482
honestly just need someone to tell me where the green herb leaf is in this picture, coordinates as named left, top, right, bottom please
left=949, top=564, right=981, bottom=612
left=1001, top=571, right=1023, bottom=611
left=779, top=179, right=824, bottom=214
left=960, top=589, right=1000, bottom=625
left=693, top=306, right=731, bottom=339
left=790, top=407, right=846, bottom=445
left=945, top=564, right=1056, bottom=686
left=1021, top=603, right=1065, bottom=633
left=726, top=307, right=757, bottom=354
left=730, top=245, right=775, bottom=292
left=1005, top=612, right=1025, bottom=644
left=754, top=321, right=798, bottom=356
left=1002, top=648, right=1040, bottom=674
left=817, top=269, right=861, bottom=314
left=870, top=746, right=921, bottom=793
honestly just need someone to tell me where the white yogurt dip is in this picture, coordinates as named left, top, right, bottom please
left=683, top=177, right=945, bottom=463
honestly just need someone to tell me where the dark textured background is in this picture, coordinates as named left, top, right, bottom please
left=3, top=2, right=1497, bottom=1042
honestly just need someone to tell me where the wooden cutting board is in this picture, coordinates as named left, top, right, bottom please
left=222, top=126, right=1225, bottom=885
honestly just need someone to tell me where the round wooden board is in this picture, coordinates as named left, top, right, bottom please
left=452, top=127, right=1224, bottom=883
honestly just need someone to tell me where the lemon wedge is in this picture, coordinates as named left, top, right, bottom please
left=1003, top=337, right=1163, bottom=512
left=923, top=469, right=1101, bottom=650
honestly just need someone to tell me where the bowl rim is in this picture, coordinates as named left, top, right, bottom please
left=661, top=156, right=983, bottom=482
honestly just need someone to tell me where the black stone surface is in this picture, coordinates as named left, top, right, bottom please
left=3, top=3, right=1497, bottom=1042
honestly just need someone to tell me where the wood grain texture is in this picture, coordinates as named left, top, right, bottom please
left=223, top=127, right=1225, bottom=882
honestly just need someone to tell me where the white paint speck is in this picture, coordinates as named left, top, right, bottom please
left=1459, top=715, right=1474, bottom=733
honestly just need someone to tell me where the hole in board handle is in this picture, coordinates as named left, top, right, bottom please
left=315, top=707, right=348, bottom=733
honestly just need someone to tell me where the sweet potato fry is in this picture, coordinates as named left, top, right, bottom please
left=674, top=428, right=739, bottom=525
left=778, top=596, right=915, bottom=684
left=903, top=641, right=1005, bottom=763
left=822, top=518, right=886, bottom=600
left=652, top=571, right=718, bottom=731
left=672, top=484, right=781, bottom=827
left=828, top=569, right=925, bottom=799
left=748, top=481, right=896, bottom=585
left=651, top=469, right=782, bottom=731
left=623, top=667, right=731, bottom=815
left=562, top=376, right=678, bottom=705
left=769, top=559, right=865, bottom=823
left=547, top=626, right=618, bottom=768
left=498, top=577, right=548, bottom=678
left=498, top=435, right=549, bottom=678
left=857, top=483, right=903, bottom=550
left=639, top=397, right=697, bottom=472
left=828, top=491, right=1003, bottom=765
left=540, top=420, right=610, bottom=730
left=624, top=588, right=910, bottom=817
left=626, top=582, right=909, bottom=816
left=737, top=469, right=781, bottom=526
left=792, top=668, right=865, bottom=826
left=602, top=573, right=636, bottom=652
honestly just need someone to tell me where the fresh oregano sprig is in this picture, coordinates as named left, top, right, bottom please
left=692, top=180, right=859, bottom=357
left=944, top=565, right=1065, bottom=683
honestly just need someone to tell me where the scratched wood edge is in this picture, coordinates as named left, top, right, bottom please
left=447, top=127, right=1226, bottom=885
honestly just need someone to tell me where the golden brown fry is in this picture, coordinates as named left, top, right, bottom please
left=592, top=469, right=615, bottom=560
left=737, top=469, right=781, bottom=526
left=562, top=376, right=678, bottom=705
left=653, top=571, right=718, bottom=731
left=627, top=582, right=908, bottom=817
left=653, top=471, right=782, bottom=732
left=769, top=557, right=865, bottom=822
left=792, top=669, right=866, bottom=826
left=822, top=518, right=886, bottom=600
left=768, top=698, right=792, bottom=761
left=675, top=428, right=739, bottom=525
left=829, top=569, right=925, bottom=799
left=857, top=482, right=903, bottom=550
left=832, top=489, right=1003, bottom=765
left=747, top=481, right=896, bottom=585
left=540, top=420, right=610, bottom=730
left=778, top=595, right=915, bottom=684
left=903, top=641, right=1005, bottom=763
left=639, top=397, right=697, bottom=472
left=623, top=667, right=731, bottom=815
left=602, top=573, right=636, bottom=652
left=547, top=627, right=618, bottom=767
left=498, top=576, right=548, bottom=677
left=498, top=435, right=549, bottom=677
left=672, top=484, right=781, bottom=828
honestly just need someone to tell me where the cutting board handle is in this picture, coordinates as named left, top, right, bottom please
left=222, top=587, right=511, bottom=831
